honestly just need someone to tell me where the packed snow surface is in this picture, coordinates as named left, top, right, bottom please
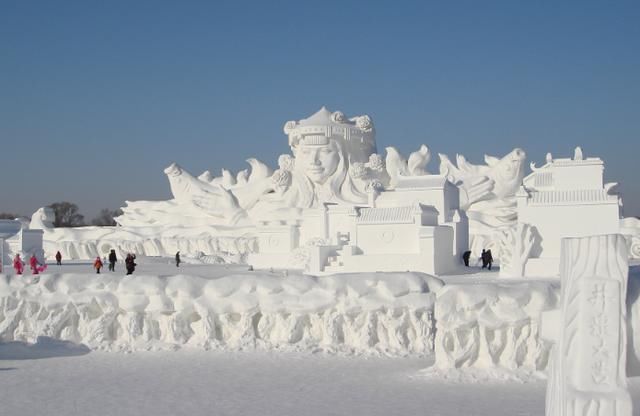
left=2, top=345, right=640, bottom=416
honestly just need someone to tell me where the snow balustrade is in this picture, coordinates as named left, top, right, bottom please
left=0, top=269, right=559, bottom=367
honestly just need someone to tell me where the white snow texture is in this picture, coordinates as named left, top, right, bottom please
left=0, top=272, right=442, bottom=355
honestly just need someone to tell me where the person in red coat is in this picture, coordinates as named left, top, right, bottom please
left=94, top=257, right=104, bottom=274
left=55, top=251, right=62, bottom=266
left=13, top=254, right=24, bottom=275
left=29, top=255, right=40, bottom=275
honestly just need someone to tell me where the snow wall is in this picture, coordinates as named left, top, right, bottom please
left=0, top=272, right=441, bottom=355
left=433, top=282, right=559, bottom=372
left=4, top=266, right=640, bottom=374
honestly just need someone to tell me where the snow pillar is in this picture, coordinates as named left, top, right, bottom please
left=542, top=234, right=632, bottom=416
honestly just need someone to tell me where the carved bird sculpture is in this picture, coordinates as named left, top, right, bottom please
left=198, top=170, right=213, bottom=183
left=236, top=169, right=249, bottom=186
left=407, top=144, right=431, bottom=176
left=385, top=146, right=408, bottom=187
left=221, top=169, right=236, bottom=188
left=247, top=158, right=273, bottom=183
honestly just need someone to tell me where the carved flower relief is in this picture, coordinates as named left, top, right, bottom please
left=271, top=169, right=292, bottom=191
left=331, top=111, right=347, bottom=123
left=355, top=115, right=373, bottom=132
left=349, top=162, right=368, bottom=179
left=367, top=153, right=385, bottom=172
left=278, top=154, right=295, bottom=171
left=283, top=120, right=297, bottom=135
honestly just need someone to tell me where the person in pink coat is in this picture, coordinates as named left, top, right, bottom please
left=13, top=254, right=24, bottom=274
left=29, top=255, right=40, bottom=275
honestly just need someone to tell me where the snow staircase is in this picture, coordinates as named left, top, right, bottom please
left=323, top=244, right=357, bottom=274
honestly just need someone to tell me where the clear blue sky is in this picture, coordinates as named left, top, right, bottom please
left=1, top=0, right=639, bottom=219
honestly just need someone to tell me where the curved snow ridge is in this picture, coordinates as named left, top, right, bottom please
left=0, top=272, right=442, bottom=355
left=434, top=281, right=560, bottom=371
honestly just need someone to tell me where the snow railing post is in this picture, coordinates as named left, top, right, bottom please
left=541, top=234, right=632, bottom=416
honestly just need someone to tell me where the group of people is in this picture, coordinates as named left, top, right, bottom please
left=11, top=249, right=139, bottom=276
left=12, top=253, right=47, bottom=275
left=92, top=249, right=121, bottom=274
left=462, top=249, right=494, bottom=270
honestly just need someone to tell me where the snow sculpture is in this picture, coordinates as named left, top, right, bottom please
left=0, top=218, right=45, bottom=266
left=512, top=148, right=623, bottom=277
left=432, top=281, right=558, bottom=372
left=0, top=272, right=442, bottom=355
left=0, top=220, right=24, bottom=270
left=498, top=223, right=537, bottom=278
left=249, top=111, right=465, bottom=274
left=29, top=206, right=55, bottom=229
left=32, top=106, right=466, bottom=275
left=97, top=107, right=464, bottom=275
left=542, top=234, right=632, bottom=416
left=118, top=107, right=386, bottom=227
left=384, top=145, right=431, bottom=187
left=438, top=148, right=527, bottom=260
left=31, top=205, right=256, bottom=262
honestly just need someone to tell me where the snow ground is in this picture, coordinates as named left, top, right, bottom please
left=10, top=258, right=256, bottom=280
left=2, top=345, right=640, bottom=416
left=0, top=345, right=541, bottom=416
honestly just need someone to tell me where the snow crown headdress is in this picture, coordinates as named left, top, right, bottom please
left=283, top=107, right=377, bottom=163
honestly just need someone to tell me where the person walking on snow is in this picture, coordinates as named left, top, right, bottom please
left=486, top=249, right=494, bottom=271
left=125, top=253, right=136, bottom=275
left=94, top=256, right=104, bottom=274
left=175, top=251, right=181, bottom=267
left=462, top=250, right=471, bottom=267
left=108, top=249, right=117, bottom=272
left=29, top=255, right=41, bottom=275
left=55, top=251, right=62, bottom=266
left=13, top=254, right=24, bottom=275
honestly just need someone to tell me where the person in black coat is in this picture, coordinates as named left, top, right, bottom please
left=486, top=249, right=494, bottom=270
left=125, top=253, right=136, bottom=275
left=108, top=249, right=117, bottom=272
left=175, top=251, right=181, bottom=267
left=462, top=250, right=471, bottom=267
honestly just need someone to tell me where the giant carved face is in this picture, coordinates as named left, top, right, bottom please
left=294, top=140, right=341, bottom=184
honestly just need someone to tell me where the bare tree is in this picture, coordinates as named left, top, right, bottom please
left=91, top=208, right=123, bottom=226
left=47, top=202, right=85, bottom=227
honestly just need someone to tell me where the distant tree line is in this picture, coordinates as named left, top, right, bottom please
left=90, top=208, right=124, bottom=226
left=0, top=203, right=123, bottom=227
